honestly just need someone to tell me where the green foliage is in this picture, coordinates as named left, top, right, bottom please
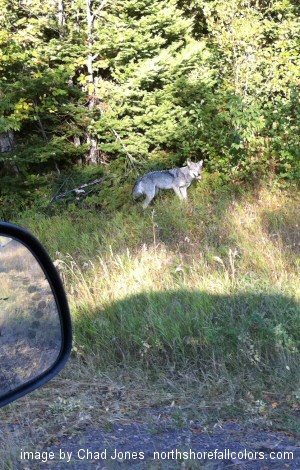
left=0, top=0, right=299, bottom=211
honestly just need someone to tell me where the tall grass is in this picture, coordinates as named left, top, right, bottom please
left=15, top=179, right=300, bottom=397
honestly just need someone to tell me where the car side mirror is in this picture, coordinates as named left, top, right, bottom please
left=0, top=222, right=72, bottom=408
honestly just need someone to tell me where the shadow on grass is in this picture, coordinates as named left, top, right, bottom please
left=75, top=289, right=300, bottom=397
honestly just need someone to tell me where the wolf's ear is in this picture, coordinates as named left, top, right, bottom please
left=199, top=160, right=203, bottom=168
left=186, top=159, right=191, bottom=166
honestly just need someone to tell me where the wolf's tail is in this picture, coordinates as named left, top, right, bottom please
left=133, top=178, right=143, bottom=200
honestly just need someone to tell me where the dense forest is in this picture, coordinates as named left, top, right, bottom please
left=0, top=0, right=299, bottom=215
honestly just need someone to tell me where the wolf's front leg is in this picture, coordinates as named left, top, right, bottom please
left=180, top=186, right=188, bottom=199
left=172, top=186, right=184, bottom=200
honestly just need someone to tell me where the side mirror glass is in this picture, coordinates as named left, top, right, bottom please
left=0, top=223, right=72, bottom=407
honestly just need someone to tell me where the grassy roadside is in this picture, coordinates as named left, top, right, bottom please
left=14, top=177, right=300, bottom=394
left=2, top=177, right=299, bottom=454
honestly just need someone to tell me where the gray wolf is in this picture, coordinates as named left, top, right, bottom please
left=133, top=160, right=203, bottom=208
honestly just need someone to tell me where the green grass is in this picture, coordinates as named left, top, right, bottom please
left=13, top=178, right=300, bottom=402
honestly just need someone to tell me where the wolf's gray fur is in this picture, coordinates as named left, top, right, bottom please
left=133, top=160, right=203, bottom=209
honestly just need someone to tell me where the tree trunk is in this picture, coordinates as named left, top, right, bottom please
left=74, top=136, right=83, bottom=165
left=57, top=0, right=65, bottom=27
left=85, top=0, right=99, bottom=165
left=0, top=131, right=20, bottom=175
left=0, top=131, right=14, bottom=153
left=86, top=135, right=98, bottom=164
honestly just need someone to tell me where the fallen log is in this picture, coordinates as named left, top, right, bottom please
left=51, top=177, right=104, bottom=203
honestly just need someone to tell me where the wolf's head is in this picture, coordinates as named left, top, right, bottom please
left=186, top=160, right=203, bottom=180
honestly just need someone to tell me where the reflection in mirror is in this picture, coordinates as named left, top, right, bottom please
left=0, top=236, right=62, bottom=398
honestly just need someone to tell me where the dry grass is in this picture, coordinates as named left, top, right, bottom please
left=1, top=182, right=299, bottom=466
left=56, top=187, right=299, bottom=309
left=37, top=184, right=299, bottom=384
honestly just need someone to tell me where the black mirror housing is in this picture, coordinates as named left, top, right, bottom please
left=0, top=222, right=72, bottom=408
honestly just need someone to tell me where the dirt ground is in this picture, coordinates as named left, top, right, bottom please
left=3, top=396, right=300, bottom=470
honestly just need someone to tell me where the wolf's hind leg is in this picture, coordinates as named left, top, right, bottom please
left=142, top=187, right=156, bottom=209
left=142, top=196, right=153, bottom=209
